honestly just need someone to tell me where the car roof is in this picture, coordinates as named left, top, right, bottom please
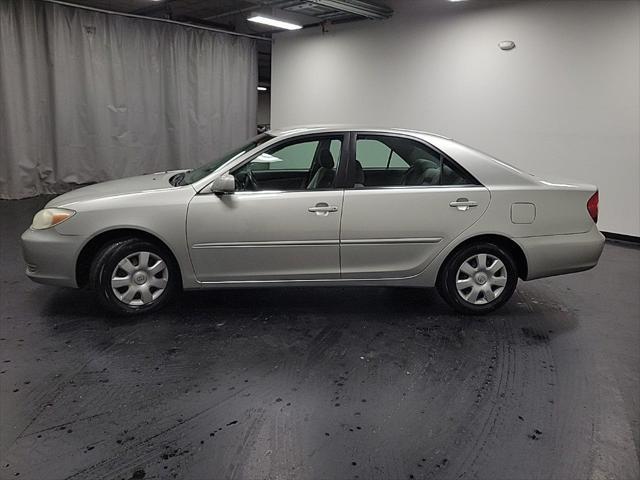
left=268, top=125, right=453, bottom=142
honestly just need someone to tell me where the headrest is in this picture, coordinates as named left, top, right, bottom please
left=318, top=150, right=334, bottom=169
left=423, top=167, right=441, bottom=185
left=413, top=158, right=437, bottom=172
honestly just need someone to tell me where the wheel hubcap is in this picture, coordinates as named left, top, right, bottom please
left=455, top=253, right=507, bottom=305
left=133, top=272, right=147, bottom=285
left=111, top=251, right=168, bottom=306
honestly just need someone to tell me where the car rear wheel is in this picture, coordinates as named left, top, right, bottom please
left=438, top=242, right=518, bottom=315
left=90, top=238, right=178, bottom=316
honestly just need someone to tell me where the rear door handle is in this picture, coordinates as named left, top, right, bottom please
left=308, top=202, right=338, bottom=215
left=450, top=198, right=478, bottom=211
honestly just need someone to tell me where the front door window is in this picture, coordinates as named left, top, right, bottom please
left=231, top=136, right=343, bottom=192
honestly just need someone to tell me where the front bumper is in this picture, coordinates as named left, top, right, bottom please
left=518, top=225, right=606, bottom=280
left=21, top=227, right=85, bottom=288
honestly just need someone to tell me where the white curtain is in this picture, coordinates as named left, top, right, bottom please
left=0, top=0, right=258, bottom=199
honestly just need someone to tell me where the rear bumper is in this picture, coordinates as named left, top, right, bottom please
left=21, top=227, right=85, bottom=288
left=518, top=226, right=605, bottom=280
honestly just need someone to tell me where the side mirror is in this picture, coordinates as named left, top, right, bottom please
left=210, top=173, right=235, bottom=194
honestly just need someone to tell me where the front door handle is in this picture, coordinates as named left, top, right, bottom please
left=450, top=198, right=478, bottom=211
left=308, top=202, right=338, bottom=215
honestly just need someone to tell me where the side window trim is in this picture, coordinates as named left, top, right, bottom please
left=347, top=131, right=483, bottom=190
left=333, top=131, right=352, bottom=189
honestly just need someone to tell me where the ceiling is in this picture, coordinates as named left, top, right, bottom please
left=57, top=0, right=394, bottom=33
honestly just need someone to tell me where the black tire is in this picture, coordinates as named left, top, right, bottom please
left=89, top=238, right=179, bottom=316
left=438, top=242, right=518, bottom=315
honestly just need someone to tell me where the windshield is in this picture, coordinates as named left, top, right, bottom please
left=178, top=134, right=273, bottom=185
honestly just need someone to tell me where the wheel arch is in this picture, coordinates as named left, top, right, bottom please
left=76, top=228, right=183, bottom=289
left=436, top=233, right=529, bottom=284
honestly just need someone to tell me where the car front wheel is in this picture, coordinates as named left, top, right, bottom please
left=90, top=238, right=178, bottom=315
left=438, top=242, right=518, bottom=315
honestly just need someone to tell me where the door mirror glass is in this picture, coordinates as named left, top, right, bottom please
left=210, top=173, right=235, bottom=194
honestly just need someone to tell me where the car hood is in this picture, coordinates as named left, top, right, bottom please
left=46, top=171, right=187, bottom=208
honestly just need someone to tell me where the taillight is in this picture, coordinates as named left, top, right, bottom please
left=587, top=191, right=598, bottom=223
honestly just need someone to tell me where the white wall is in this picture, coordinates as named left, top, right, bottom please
left=272, top=0, right=640, bottom=237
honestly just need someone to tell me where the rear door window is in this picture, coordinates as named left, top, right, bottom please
left=352, top=134, right=478, bottom=188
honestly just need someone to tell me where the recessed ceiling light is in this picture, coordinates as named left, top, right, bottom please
left=257, top=86, right=268, bottom=91
left=248, top=15, right=302, bottom=30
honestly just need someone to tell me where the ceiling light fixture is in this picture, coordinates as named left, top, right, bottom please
left=248, top=15, right=302, bottom=30
left=257, top=86, right=268, bottom=91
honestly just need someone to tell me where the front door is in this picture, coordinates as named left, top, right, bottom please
left=187, top=134, right=346, bottom=283
left=340, top=133, right=491, bottom=279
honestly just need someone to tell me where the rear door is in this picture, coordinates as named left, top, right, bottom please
left=340, top=133, right=490, bottom=279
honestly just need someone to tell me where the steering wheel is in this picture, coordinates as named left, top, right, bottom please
left=236, top=167, right=259, bottom=191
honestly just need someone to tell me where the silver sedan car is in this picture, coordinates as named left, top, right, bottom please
left=21, top=126, right=605, bottom=315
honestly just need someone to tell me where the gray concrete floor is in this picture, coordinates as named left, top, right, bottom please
left=1, top=196, right=639, bottom=480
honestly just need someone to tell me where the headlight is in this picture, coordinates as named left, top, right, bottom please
left=31, top=208, right=76, bottom=230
